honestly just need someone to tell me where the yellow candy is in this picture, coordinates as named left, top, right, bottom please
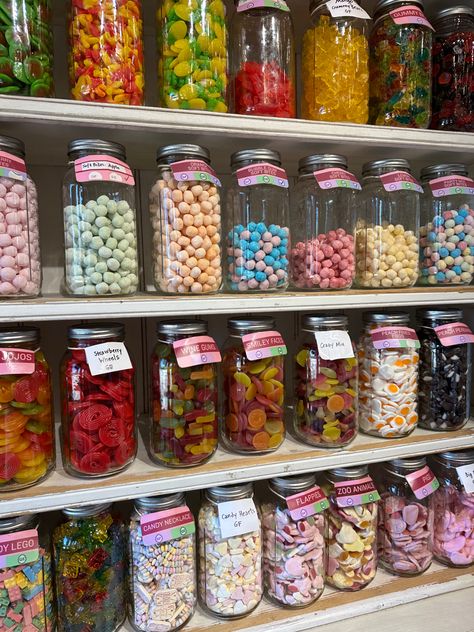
left=188, top=98, right=206, bottom=109
left=296, top=349, right=309, bottom=367
left=196, top=413, right=215, bottom=424
left=261, top=367, right=278, bottom=381
left=245, top=383, right=257, bottom=400
left=175, top=426, right=185, bottom=439
left=234, top=372, right=251, bottom=387
left=174, top=61, right=191, bottom=77
left=248, top=361, right=268, bottom=374
left=179, top=83, right=199, bottom=100
left=169, top=20, right=187, bottom=39
left=174, top=4, right=192, bottom=20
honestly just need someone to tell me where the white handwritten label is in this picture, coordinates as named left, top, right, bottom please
left=217, top=498, right=260, bottom=538
left=314, top=330, right=355, bottom=360
left=326, top=0, right=371, bottom=19
left=84, top=342, right=132, bottom=376
left=456, top=464, right=474, bottom=493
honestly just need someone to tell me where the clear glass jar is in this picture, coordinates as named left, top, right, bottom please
left=226, top=149, right=290, bottom=292
left=355, top=159, right=420, bottom=289
left=0, top=0, right=54, bottom=97
left=151, top=320, right=218, bottom=467
left=53, top=504, right=127, bottom=632
left=417, top=309, right=471, bottom=431
left=60, top=323, right=136, bottom=477
left=230, top=0, right=295, bottom=117
left=322, top=466, right=378, bottom=591
left=0, top=514, right=55, bottom=630
left=149, top=144, right=222, bottom=294
left=0, top=327, right=54, bottom=491
left=68, top=0, right=144, bottom=104
left=377, top=457, right=434, bottom=576
left=369, top=0, right=432, bottom=127
left=290, top=154, right=357, bottom=290
left=419, top=163, right=474, bottom=286
left=358, top=312, right=419, bottom=438
left=294, top=315, right=358, bottom=448
left=302, top=0, right=369, bottom=123
left=0, top=135, right=41, bottom=297
left=62, top=139, right=139, bottom=297
left=129, top=494, right=197, bottom=631
left=157, top=0, right=228, bottom=112
left=198, top=483, right=263, bottom=618
left=430, top=451, right=474, bottom=567
left=222, top=317, right=285, bottom=453
left=262, top=474, right=326, bottom=607
left=431, top=7, right=474, bottom=132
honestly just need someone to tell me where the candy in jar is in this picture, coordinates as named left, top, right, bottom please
left=262, top=474, right=326, bottom=607
left=60, top=323, right=136, bottom=477
left=198, top=483, right=263, bottom=618
left=53, top=504, right=126, bottom=632
left=129, top=494, right=196, bottom=631
left=151, top=320, right=218, bottom=467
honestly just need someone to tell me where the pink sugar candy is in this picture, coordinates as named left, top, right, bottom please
left=0, top=267, right=15, bottom=282
left=7, top=224, right=21, bottom=237
left=12, top=274, right=27, bottom=289
left=5, top=192, right=20, bottom=208
left=16, top=253, right=29, bottom=267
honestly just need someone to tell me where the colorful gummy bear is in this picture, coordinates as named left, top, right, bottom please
left=234, top=61, right=295, bottom=118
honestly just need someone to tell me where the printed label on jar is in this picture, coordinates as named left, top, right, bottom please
left=0, top=151, right=27, bottom=181
left=286, top=486, right=329, bottom=520
left=237, top=0, right=290, bottom=12
left=390, top=5, right=434, bottom=29
left=314, top=168, right=362, bottom=191
left=242, top=330, right=287, bottom=360
left=74, top=154, right=135, bottom=186
left=140, top=506, right=195, bottom=546
left=335, top=476, right=380, bottom=507
left=405, top=466, right=439, bottom=499
left=456, top=463, right=474, bottom=494
left=171, top=160, right=222, bottom=187
left=84, top=342, right=133, bottom=376
left=314, top=330, right=355, bottom=361
left=0, top=348, right=35, bottom=375
left=217, top=498, right=260, bottom=538
left=326, top=0, right=371, bottom=19
left=434, top=322, right=474, bottom=347
left=236, top=163, right=289, bottom=188
left=380, top=171, right=424, bottom=194
left=429, top=175, right=474, bottom=198
left=370, top=327, right=420, bottom=350
left=173, top=335, right=221, bottom=369
left=0, top=529, right=39, bottom=568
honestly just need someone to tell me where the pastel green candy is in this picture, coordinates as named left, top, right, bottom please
left=99, top=226, right=112, bottom=240
left=91, top=236, right=104, bottom=250
left=109, top=282, right=122, bottom=294
left=84, top=284, right=97, bottom=295
left=83, top=253, right=98, bottom=267
left=96, top=282, right=109, bottom=294
left=103, top=271, right=116, bottom=284
left=123, top=211, right=134, bottom=223
left=95, top=216, right=110, bottom=228
left=69, top=276, right=85, bottom=290
left=118, top=276, right=131, bottom=289
left=78, top=221, right=92, bottom=232
left=121, top=257, right=134, bottom=271
left=86, top=200, right=98, bottom=210
left=107, top=258, right=120, bottom=271
left=68, top=225, right=80, bottom=239
left=106, top=237, right=118, bottom=250
left=69, top=264, right=83, bottom=277
left=160, top=417, right=185, bottom=429
left=95, top=261, right=108, bottom=274
left=112, top=228, right=126, bottom=240
left=95, top=204, right=108, bottom=217
left=64, top=205, right=76, bottom=217
left=82, top=208, right=97, bottom=223
left=112, top=214, right=125, bottom=228
left=85, top=266, right=96, bottom=276
left=113, top=249, right=125, bottom=262
left=97, top=195, right=110, bottom=205
left=117, top=200, right=130, bottom=214
left=118, top=239, right=129, bottom=252
left=98, top=246, right=113, bottom=259
left=124, top=247, right=136, bottom=260
left=90, top=272, right=103, bottom=284
left=107, top=200, right=118, bottom=213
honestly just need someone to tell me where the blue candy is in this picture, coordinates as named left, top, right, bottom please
left=439, top=247, right=449, bottom=258
left=281, top=238, right=288, bottom=247
left=257, top=222, right=266, bottom=233
left=271, top=247, right=281, bottom=258
left=244, top=249, right=254, bottom=260
left=436, top=272, right=446, bottom=281
left=255, top=271, right=266, bottom=282
left=427, top=231, right=437, bottom=242
left=459, top=209, right=469, bottom=218
left=264, top=255, right=275, bottom=266
left=239, top=239, right=249, bottom=250
left=250, top=231, right=261, bottom=242
left=249, top=242, right=260, bottom=253
left=244, top=270, right=255, bottom=279
left=278, top=227, right=287, bottom=238
left=280, top=257, right=289, bottom=267
left=248, top=222, right=257, bottom=231
left=455, top=215, right=465, bottom=224
left=273, top=260, right=281, bottom=271
left=453, top=265, right=462, bottom=274
left=451, top=248, right=461, bottom=258
left=433, top=216, right=445, bottom=226
left=235, top=267, right=245, bottom=276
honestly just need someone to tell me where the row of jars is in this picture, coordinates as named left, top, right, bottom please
left=3, top=452, right=474, bottom=631
left=0, top=308, right=472, bottom=491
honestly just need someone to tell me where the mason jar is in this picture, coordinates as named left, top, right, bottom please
left=355, top=159, right=420, bottom=289
left=62, top=139, right=139, bottom=296
left=294, top=314, right=358, bottom=448
left=290, top=154, right=358, bottom=290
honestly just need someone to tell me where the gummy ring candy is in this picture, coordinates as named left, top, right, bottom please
left=74, top=404, right=112, bottom=432
left=13, top=376, right=39, bottom=404
left=99, top=419, right=125, bottom=448
left=79, top=449, right=112, bottom=475
left=0, top=452, right=21, bottom=480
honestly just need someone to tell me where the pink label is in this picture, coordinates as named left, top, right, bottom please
left=335, top=476, right=380, bottom=507
left=173, top=335, right=221, bottom=369
left=434, top=322, right=474, bottom=347
left=236, top=163, right=289, bottom=188
left=314, top=168, right=361, bottom=191
left=74, top=155, right=135, bottom=185
left=171, top=160, right=221, bottom=187
left=371, top=327, right=420, bottom=350
left=242, top=330, right=287, bottom=361
left=0, top=151, right=27, bottom=181
left=0, top=348, right=35, bottom=375
left=380, top=171, right=423, bottom=194
left=429, top=175, right=474, bottom=198
left=140, top=507, right=195, bottom=546
left=405, top=466, right=439, bottom=500
left=0, top=529, right=39, bottom=568
left=237, top=0, right=289, bottom=11
left=390, top=5, right=433, bottom=29
left=286, top=486, right=329, bottom=520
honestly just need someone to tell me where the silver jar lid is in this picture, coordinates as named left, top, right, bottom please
left=387, top=456, right=426, bottom=472
left=0, top=135, right=25, bottom=158
left=156, top=144, right=210, bottom=163
left=364, top=311, right=410, bottom=325
left=228, top=317, right=275, bottom=333
left=0, top=515, right=37, bottom=534
left=157, top=320, right=207, bottom=337
left=420, top=163, right=469, bottom=182
left=231, top=149, right=281, bottom=170
left=302, top=314, right=348, bottom=331
left=299, top=154, right=347, bottom=174
left=432, top=451, right=474, bottom=467
left=68, top=323, right=125, bottom=340
left=206, top=482, right=253, bottom=501
left=328, top=465, right=369, bottom=480
left=374, top=0, right=423, bottom=15
left=68, top=139, right=126, bottom=160
left=417, top=309, right=463, bottom=323
left=62, top=503, right=112, bottom=518
left=0, top=327, right=39, bottom=345
left=434, top=6, right=474, bottom=21
left=362, top=159, right=411, bottom=177
left=270, top=474, right=316, bottom=494
left=135, top=493, right=186, bottom=511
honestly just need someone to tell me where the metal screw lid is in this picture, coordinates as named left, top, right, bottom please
left=156, top=144, right=210, bottom=164
left=0, top=135, right=25, bottom=158
left=0, top=327, right=39, bottom=345
left=363, top=311, right=410, bottom=325
left=299, top=154, right=347, bottom=174
left=417, top=309, right=463, bottom=323
left=62, top=503, right=112, bottom=518
left=362, top=159, right=411, bottom=177
left=228, top=317, right=275, bottom=333
left=431, top=451, right=474, bottom=467
left=0, top=515, right=37, bottom=534
left=327, top=465, right=369, bottom=480
left=68, top=139, right=126, bottom=160
left=270, top=474, right=317, bottom=494
left=135, top=493, right=186, bottom=511
left=231, top=149, right=281, bottom=170
left=433, top=6, right=474, bottom=22
left=156, top=320, right=207, bottom=337
left=374, top=0, right=423, bottom=15
left=68, top=323, right=125, bottom=340
left=302, top=314, right=348, bottom=331
left=386, top=457, right=427, bottom=474
left=420, top=163, right=469, bottom=182
left=206, top=482, right=254, bottom=501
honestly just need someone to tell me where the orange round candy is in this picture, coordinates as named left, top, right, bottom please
left=225, top=414, right=239, bottom=432
left=252, top=431, right=270, bottom=450
left=247, top=409, right=267, bottom=430
left=0, top=382, right=13, bottom=403
left=327, top=395, right=345, bottom=413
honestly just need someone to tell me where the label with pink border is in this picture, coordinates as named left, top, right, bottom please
left=0, top=151, right=27, bottom=181
left=140, top=507, right=195, bottom=546
left=237, top=0, right=289, bottom=11
left=173, top=336, right=221, bottom=368
left=434, top=322, right=474, bottom=347
left=74, top=155, right=135, bottom=185
left=326, top=0, right=370, bottom=19
left=405, top=466, right=439, bottom=500
left=242, top=330, right=287, bottom=361
left=0, top=348, right=35, bottom=375
left=335, top=476, right=380, bottom=507
left=236, top=163, right=289, bottom=188
left=286, top=486, right=329, bottom=520
left=314, top=168, right=361, bottom=191
left=0, top=529, right=39, bottom=568
left=370, top=327, right=420, bottom=350
left=390, top=5, right=433, bottom=29
left=429, top=175, right=474, bottom=198
left=380, top=171, right=423, bottom=194
left=171, top=160, right=221, bottom=187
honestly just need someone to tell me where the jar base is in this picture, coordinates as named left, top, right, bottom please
left=0, top=466, right=54, bottom=492
left=380, top=560, right=432, bottom=577
left=150, top=451, right=216, bottom=468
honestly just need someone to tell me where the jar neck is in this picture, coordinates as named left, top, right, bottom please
left=326, top=468, right=368, bottom=483
left=158, top=154, right=211, bottom=167
left=0, top=339, right=39, bottom=350
left=68, top=335, right=123, bottom=348
left=365, top=320, right=409, bottom=330
left=69, top=149, right=125, bottom=162
left=0, top=146, right=24, bottom=160
left=299, top=162, right=346, bottom=177
left=232, top=158, right=281, bottom=173
left=157, top=332, right=206, bottom=344
left=303, top=324, right=348, bottom=333
left=421, top=170, right=467, bottom=184
left=205, top=489, right=254, bottom=504
left=135, top=493, right=185, bottom=515
left=435, top=14, right=474, bottom=36
left=0, top=515, right=37, bottom=534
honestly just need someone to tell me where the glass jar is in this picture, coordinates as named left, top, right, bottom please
left=377, top=457, right=435, bottom=576
left=322, top=466, right=378, bottom=591
left=294, top=315, right=358, bottom=448
left=60, top=323, right=136, bottom=477
left=198, top=483, right=263, bottom=618
left=302, top=0, right=369, bottom=123
left=417, top=309, right=471, bottom=431
left=53, top=504, right=126, bottom=632
left=62, top=139, right=139, bottom=297
left=68, top=0, right=144, bottom=104
left=0, top=514, right=55, bottom=630
left=369, top=0, right=432, bottom=127
left=355, top=159, right=420, bottom=289
left=262, top=474, right=326, bottom=607
left=129, top=494, right=197, bottom=631
left=430, top=451, right=474, bottom=567
left=0, top=327, right=54, bottom=491
left=290, top=154, right=357, bottom=290
left=149, top=144, right=222, bottom=294
left=151, top=319, right=218, bottom=467
left=222, top=317, right=285, bottom=453
left=0, top=0, right=53, bottom=97
left=431, top=7, right=474, bottom=132
left=230, top=0, right=295, bottom=117
left=358, top=312, right=419, bottom=438
left=157, top=0, right=228, bottom=112
left=226, top=149, right=290, bottom=292
left=419, top=163, right=474, bottom=286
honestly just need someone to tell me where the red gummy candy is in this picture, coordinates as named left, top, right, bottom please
left=13, top=376, right=39, bottom=403
left=75, top=404, right=112, bottom=432
left=234, top=61, right=295, bottom=118
left=98, top=419, right=125, bottom=448
left=79, top=449, right=111, bottom=474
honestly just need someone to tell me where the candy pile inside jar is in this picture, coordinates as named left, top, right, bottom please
left=234, top=61, right=295, bottom=117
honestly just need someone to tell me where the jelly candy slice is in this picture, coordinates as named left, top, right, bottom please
left=75, top=404, right=112, bottom=432
left=13, top=376, right=39, bottom=403
left=79, top=449, right=111, bottom=474
left=70, top=430, right=96, bottom=454
left=0, top=452, right=21, bottom=480
left=99, top=419, right=125, bottom=448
